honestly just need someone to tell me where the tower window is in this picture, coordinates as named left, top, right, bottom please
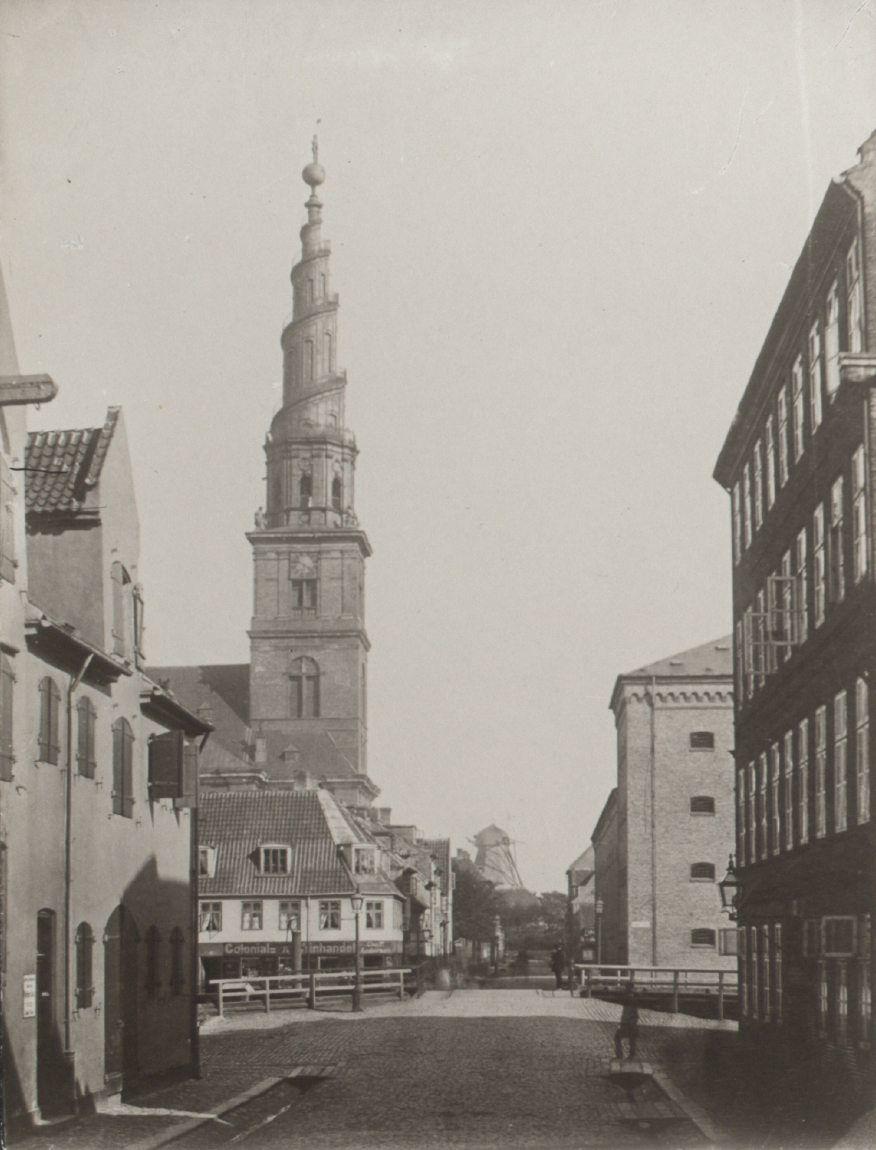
left=290, top=656, right=320, bottom=718
left=324, top=331, right=333, bottom=373
left=305, top=340, right=314, bottom=382
left=299, top=473, right=313, bottom=509
left=307, top=278, right=314, bottom=303
left=291, top=578, right=317, bottom=611
left=331, top=477, right=342, bottom=512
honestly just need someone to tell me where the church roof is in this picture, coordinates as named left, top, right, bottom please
left=25, top=407, right=120, bottom=516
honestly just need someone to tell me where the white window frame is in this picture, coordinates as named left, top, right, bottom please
left=825, top=281, right=840, bottom=395
left=856, top=677, right=870, bottom=826
left=852, top=446, right=868, bottom=583
left=795, top=527, right=809, bottom=643
left=278, top=900, right=300, bottom=932
left=783, top=729, right=794, bottom=851
left=747, top=761, right=757, bottom=864
left=319, top=900, right=341, bottom=931
left=798, top=717, right=810, bottom=845
left=777, top=385, right=790, bottom=486
left=199, top=846, right=217, bottom=878
left=765, top=415, right=776, bottom=508
left=732, top=482, right=742, bottom=565
left=815, top=705, right=827, bottom=838
left=829, top=475, right=845, bottom=605
left=753, top=439, right=764, bottom=532
left=809, top=320, right=823, bottom=432
left=758, top=752, right=768, bottom=860
left=200, top=901, right=222, bottom=933
left=762, top=924, right=771, bottom=1022
left=260, top=845, right=291, bottom=875
left=847, top=238, right=863, bottom=354
left=365, top=900, right=384, bottom=929
left=241, top=900, right=263, bottom=931
left=813, top=504, right=826, bottom=627
left=770, top=742, right=781, bottom=854
left=791, top=357, right=805, bottom=462
left=835, top=690, right=848, bottom=834
left=737, top=767, right=746, bottom=864
left=774, top=923, right=783, bottom=1023
left=743, top=463, right=753, bottom=549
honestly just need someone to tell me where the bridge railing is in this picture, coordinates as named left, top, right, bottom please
left=210, top=967, right=412, bottom=1018
left=572, top=963, right=739, bottom=1020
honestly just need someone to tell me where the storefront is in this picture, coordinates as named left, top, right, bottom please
left=200, top=938, right=404, bottom=988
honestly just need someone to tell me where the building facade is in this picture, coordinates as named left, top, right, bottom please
left=595, top=638, right=736, bottom=969
left=565, top=845, right=596, bottom=963
left=713, top=132, right=876, bottom=1083
left=1, top=351, right=209, bottom=1128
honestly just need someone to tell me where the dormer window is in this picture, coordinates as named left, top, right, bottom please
left=353, top=847, right=376, bottom=875
left=260, top=845, right=291, bottom=874
left=199, top=846, right=217, bottom=877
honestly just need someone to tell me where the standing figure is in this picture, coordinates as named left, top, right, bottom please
left=550, top=945, right=565, bottom=989
left=614, top=982, right=639, bottom=1060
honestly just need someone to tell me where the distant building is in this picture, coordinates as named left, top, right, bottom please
left=1, top=267, right=209, bottom=1132
left=473, top=824, right=524, bottom=890
left=565, top=845, right=595, bottom=962
left=594, top=638, right=736, bottom=969
left=713, top=132, right=876, bottom=1081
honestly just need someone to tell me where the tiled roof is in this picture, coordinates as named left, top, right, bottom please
left=200, top=790, right=356, bottom=897
left=621, top=636, right=733, bottom=681
left=26, top=408, right=120, bottom=515
left=147, top=664, right=251, bottom=760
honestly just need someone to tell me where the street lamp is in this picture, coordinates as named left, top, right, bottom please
left=351, top=893, right=364, bottom=1012
left=595, top=898, right=604, bottom=964
left=718, top=855, right=739, bottom=921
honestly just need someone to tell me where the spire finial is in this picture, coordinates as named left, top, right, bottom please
left=303, top=132, right=325, bottom=193
left=312, top=134, right=319, bottom=164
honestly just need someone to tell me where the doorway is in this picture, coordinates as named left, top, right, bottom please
left=103, top=905, right=139, bottom=1091
left=36, top=908, right=69, bottom=1115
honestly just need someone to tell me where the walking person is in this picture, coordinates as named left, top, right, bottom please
left=550, top=945, right=565, bottom=990
left=614, top=981, right=639, bottom=1060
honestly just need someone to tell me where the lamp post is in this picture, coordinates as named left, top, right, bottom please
left=595, top=898, right=604, bottom=964
left=718, top=854, right=739, bottom=921
left=351, top=893, right=364, bottom=1012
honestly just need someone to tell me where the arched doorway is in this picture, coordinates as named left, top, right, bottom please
left=103, top=905, right=139, bottom=1091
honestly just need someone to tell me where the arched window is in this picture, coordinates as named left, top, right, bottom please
left=691, top=928, right=717, bottom=947
left=305, top=340, right=314, bottom=382
left=75, top=922, right=95, bottom=1008
left=690, top=796, right=716, bottom=815
left=324, top=331, right=333, bottom=373
left=111, top=561, right=132, bottom=658
left=38, top=677, right=61, bottom=764
left=145, top=925, right=161, bottom=998
left=299, top=473, right=313, bottom=509
left=77, top=696, right=96, bottom=778
left=112, top=718, right=134, bottom=817
left=331, top=476, right=342, bottom=512
left=690, top=862, right=716, bottom=881
left=307, top=278, right=314, bottom=303
left=290, top=656, right=320, bottom=719
left=169, top=927, right=184, bottom=996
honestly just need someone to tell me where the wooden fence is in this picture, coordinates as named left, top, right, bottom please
left=572, top=963, right=739, bottom=1020
left=210, top=967, right=412, bottom=1017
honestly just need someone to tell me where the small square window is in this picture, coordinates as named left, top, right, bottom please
left=719, top=928, right=738, bottom=956
left=690, top=731, right=715, bottom=751
left=690, top=796, right=716, bottom=815
left=691, top=928, right=717, bottom=947
left=690, top=862, right=716, bottom=881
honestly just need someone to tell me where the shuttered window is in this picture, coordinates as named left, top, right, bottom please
left=0, top=652, right=14, bottom=780
left=0, top=455, right=15, bottom=584
left=75, top=922, right=94, bottom=1008
left=112, top=718, right=134, bottom=817
left=76, top=696, right=97, bottom=778
left=38, top=676, right=61, bottom=764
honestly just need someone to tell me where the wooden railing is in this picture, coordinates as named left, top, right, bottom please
left=572, top=963, right=739, bottom=1020
left=210, top=967, right=412, bottom=1018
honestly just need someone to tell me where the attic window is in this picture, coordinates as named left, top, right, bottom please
left=260, top=845, right=291, bottom=874
left=353, top=847, right=376, bottom=875
left=199, top=846, right=217, bottom=878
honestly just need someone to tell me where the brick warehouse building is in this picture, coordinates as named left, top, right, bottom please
left=594, top=638, right=736, bottom=969
left=713, top=132, right=876, bottom=1090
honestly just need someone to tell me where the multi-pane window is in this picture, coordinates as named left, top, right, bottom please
left=735, top=621, right=744, bottom=702
left=170, top=927, right=184, bottom=995
left=732, top=483, right=742, bottom=564
left=765, top=416, right=776, bottom=508
left=747, top=762, right=756, bottom=863
left=835, top=691, right=848, bottom=833
left=777, top=386, right=790, bottom=486
left=859, top=915, right=871, bottom=1043
left=739, top=928, right=748, bottom=1016
left=829, top=476, right=845, bottom=604
left=815, top=706, right=827, bottom=838
left=813, top=504, right=826, bottom=627
left=753, top=440, right=764, bottom=531
left=825, top=282, right=840, bottom=395
left=305, top=339, right=314, bottom=381
left=852, top=446, right=868, bottom=583
left=319, top=900, right=340, bottom=930
left=770, top=743, right=781, bottom=854
left=354, top=848, right=376, bottom=874
left=856, top=677, right=870, bottom=826
left=76, top=696, right=97, bottom=778
left=762, top=925, right=771, bottom=1021
left=291, top=579, right=317, bottom=611
left=200, top=902, right=222, bottom=932
left=795, top=528, right=809, bottom=643
left=75, top=922, right=94, bottom=1009
left=751, top=928, right=759, bottom=1020
left=365, top=900, right=384, bottom=929
left=260, top=846, right=290, bottom=874
left=838, top=963, right=850, bottom=1042
left=774, top=923, right=783, bottom=1023
left=754, top=588, right=766, bottom=689
left=737, top=768, right=746, bottom=863
left=791, top=358, right=805, bottom=461
left=743, top=606, right=754, bottom=697
left=809, top=321, right=823, bottom=432
left=241, top=901, right=263, bottom=930
left=758, top=753, right=768, bottom=859
left=798, top=718, right=810, bottom=845
left=0, top=652, right=14, bottom=781
left=38, top=676, right=61, bottom=764
left=112, top=718, right=134, bottom=817
left=742, top=463, right=753, bottom=548
left=690, top=928, right=716, bottom=947
left=290, top=656, right=320, bottom=719
left=783, top=730, right=794, bottom=851
left=847, top=238, right=863, bottom=353
left=779, top=551, right=793, bottom=661
left=279, top=901, right=300, bottom=932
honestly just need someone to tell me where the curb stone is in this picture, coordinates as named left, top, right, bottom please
left=125, top=1076, right=283, bottom=1150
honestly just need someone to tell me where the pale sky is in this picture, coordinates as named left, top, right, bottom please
left=2, top=0, right=875, bottom=892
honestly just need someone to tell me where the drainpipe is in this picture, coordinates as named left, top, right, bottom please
left=649, top=674, right=658, bottom=967
left=64, top=653, right=93, bottom=1071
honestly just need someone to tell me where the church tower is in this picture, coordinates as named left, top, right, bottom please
left=247, top=142, right=377, bottom=806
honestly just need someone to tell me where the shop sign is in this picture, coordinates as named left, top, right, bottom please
left=223, top=942, right=298, bottom=957
left=305, top=940, right=402, bottom=956
left=22, top=974, right=36, bottom=1018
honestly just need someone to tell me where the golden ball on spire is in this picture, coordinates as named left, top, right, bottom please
left=303, top=133, right=325, bottom=188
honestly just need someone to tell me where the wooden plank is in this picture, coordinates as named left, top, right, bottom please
left=0, top=375, right=57, bottom=406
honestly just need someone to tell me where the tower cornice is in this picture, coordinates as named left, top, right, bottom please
left=247, top=526, right=372, bottom=558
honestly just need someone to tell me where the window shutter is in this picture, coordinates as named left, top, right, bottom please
left=48, top=679, right=61, bottom=764
left=122, top=723, right=134, bottom=817
left=77, top=697, right=96, bottom=778
left=148, top=730, right=184, bottom=799
left=0, top=455, right=15, bottom=584
left=176, top=739, right=199, bottom=809
left=38, top=678, right=49, bottom=761
left=0, top=654, right=14, bottom=781
left=112, top=721, right=124, bottom=814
